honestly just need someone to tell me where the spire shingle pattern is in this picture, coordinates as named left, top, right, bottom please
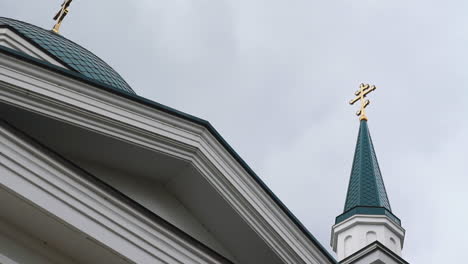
left=336, top=120, right=401, bottom=225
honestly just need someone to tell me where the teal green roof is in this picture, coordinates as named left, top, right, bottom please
left=0, top=17, right=135, bottom=94
left=336, top=120, right=400, bottom=225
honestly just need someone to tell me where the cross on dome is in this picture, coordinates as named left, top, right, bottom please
left=52, top=0, right=73, bottom=33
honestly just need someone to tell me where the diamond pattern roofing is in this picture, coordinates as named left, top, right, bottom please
left=337, top=120, right=399, bottom=224
left=0, top=17, right=135, bottom=94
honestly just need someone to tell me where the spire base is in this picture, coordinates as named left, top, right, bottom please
left=331, top=214, right=405, bottom=261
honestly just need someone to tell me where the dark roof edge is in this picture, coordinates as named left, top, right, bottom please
left=340, top=241, right=409, bottom=264
left=0, top=47, right=337, bottom=263
left=335, top=206, right=401, bottom=226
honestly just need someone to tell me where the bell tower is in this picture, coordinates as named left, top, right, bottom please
left=331, top=84, right=407, bottom=263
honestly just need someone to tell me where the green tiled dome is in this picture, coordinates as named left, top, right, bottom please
left=0, top=17, right=135, bottom=94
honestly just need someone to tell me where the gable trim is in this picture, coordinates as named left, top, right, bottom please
left=340, top=241, right=409, bottom=264
left=0, top=26, right=67, bottom=69
left=0, top=120, right=233, bottom=264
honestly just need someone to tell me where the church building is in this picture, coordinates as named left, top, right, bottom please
left=0, top=4, right=409, bottom=264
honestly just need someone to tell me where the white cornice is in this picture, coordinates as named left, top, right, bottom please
left=0, top=121, right=230, bottom=264
left=330, top=214, right=405, bottom=251
left=0, top=53, right=334, bottom=264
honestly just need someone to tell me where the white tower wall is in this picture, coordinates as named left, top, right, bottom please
left=330, top=215, right=405, bottom=261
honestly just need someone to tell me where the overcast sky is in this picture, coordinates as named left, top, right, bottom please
left=3, top=0, right=468, bottom=262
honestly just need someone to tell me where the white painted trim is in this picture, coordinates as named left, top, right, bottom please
left=0, top=52, right=334, bottom=263
left=0, top=122, right=230, bottom=264
left=340, top=242, right=408, bottom=264
left=0, top=28, right=67, bottom=69
left=330, top=214, right=405, bottom=261
left=331, top=215, right=405, bottom=250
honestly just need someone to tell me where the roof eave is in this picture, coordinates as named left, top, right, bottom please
left=0, top=46, right=337, bottom=263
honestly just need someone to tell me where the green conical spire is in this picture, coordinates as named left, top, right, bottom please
left=336, top=120, right=401, bottom=225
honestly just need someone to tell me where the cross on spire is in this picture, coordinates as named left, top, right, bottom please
left=52, top=0, right=73, bottom=34
left=349, top=83, right=377, bottom=121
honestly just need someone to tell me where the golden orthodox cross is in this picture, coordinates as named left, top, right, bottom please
left=349, top=83, right=377, bottom=121
left=52, top=0, right=73, bottom=33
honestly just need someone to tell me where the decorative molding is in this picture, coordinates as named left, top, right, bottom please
left=0, top=121, right=231, bottom=264
left=331, top=214, right=405, bottom=261
left=331, top=214, right=405, bottom=251
left=0, top=52, right=334, bottom=263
